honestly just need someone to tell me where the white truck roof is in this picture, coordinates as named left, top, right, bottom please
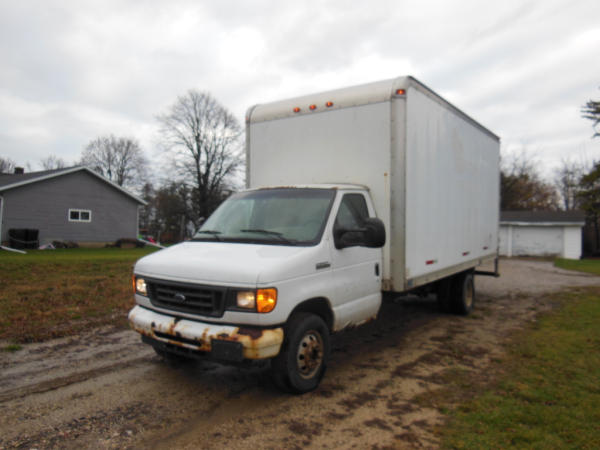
left=247, top=76, right=499, bottom=141
left=246, top=183, right=369, bottom=192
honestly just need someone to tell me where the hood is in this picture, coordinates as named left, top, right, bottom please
left=134, top=241, right=327, bottom=286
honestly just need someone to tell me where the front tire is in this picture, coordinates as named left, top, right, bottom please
left=272, top=313, right=330, bottom=394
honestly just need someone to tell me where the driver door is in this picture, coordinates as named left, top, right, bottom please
left=329, top=192, right=382, bottom=330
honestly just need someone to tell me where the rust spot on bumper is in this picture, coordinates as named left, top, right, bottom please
left=237, top=327, right=264, bottom=339
left=212, top=327, right=284, bottom=359
left=128, top=306, right=283, bottom=359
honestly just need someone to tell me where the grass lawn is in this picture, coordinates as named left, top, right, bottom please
left=0, top=247, right=159, bottom=344
left=555, top=257, right=600, bottom=276
left=439, top=262, right=600, bottom=449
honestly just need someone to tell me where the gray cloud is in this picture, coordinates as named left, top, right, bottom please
left=0, top=0, right=599, bottom=178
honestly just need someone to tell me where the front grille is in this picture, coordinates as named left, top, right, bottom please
left=147, top=279, right=227, bottom=317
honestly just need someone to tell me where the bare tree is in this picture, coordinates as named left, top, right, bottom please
left=151, top=182, right=192, bottom=243
left=80, top=135, right=149, bottom=188
left=0, top=157, right=16, bottom=174
left=501, top=152, right=559, bottom=211
left=138, top=182, right=155, bottom=235
left=582, top=93, right=600, bottom=138
left=40, top=154, right=67, bottom=170
left=578, top=161, right=600, bottom=251
left=157, top=90, right=242, bottom=225
left=554, top=159, right=585, bottom=210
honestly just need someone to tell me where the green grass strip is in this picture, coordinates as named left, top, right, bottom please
left=555, top=258, right=600, bottom=276
left=442, top=287, right=600, bottom=449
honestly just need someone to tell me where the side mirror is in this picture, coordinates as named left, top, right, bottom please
left=334, top=217, right=386, bottom=249
left=363, top=217, right=386, bottom=248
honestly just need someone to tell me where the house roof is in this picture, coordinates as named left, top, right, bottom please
left=500, top=210, right=586, bottom=225
left=0, top=166, right=146, bottom=205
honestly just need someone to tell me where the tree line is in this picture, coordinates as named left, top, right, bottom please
left=502, top=92, right=599, bottom=214
left=1, top=87, right=599, bottom=243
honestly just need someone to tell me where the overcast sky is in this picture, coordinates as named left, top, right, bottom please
left=1, top=0, right=599, bottom=180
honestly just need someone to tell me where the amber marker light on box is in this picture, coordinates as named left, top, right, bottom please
left=256, top=288, right=277, bottom=313
left=325, top=101, right=334, bottom=107
left=396, top=89, right=406, bottom=95
left=309, top=104, right=317, bottom=110
left=293, top=107, right=301, bottom=113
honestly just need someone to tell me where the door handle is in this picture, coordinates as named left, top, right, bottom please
left=316, top=262, right=331, bottom=270
left=375, top=263, right=380, bottom=276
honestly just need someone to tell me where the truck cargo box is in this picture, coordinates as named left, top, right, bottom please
left=246, top=76, right=500, bottom=292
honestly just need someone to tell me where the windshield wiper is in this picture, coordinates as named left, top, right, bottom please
left=240, top=229, right=295, bottom=244
left=192, top=230, right=222, bottom=241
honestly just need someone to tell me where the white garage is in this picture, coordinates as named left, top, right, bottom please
left=499, top=210, right=585, bottom=260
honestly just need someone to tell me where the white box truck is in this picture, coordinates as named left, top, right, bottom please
left=129, top=76, right=500, bottom=393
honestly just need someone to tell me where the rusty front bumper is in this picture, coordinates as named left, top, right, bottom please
left=128, top=305, right=284, bottom=360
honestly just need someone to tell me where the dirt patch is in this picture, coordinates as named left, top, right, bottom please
left=1, top=259, right=600, bottom=449
left=364, top=417, right=394, bottom=431
left=287, top=419, right=324, bottom=437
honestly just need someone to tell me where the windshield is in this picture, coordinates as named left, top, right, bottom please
left=193, top=188, right=336, bottom=246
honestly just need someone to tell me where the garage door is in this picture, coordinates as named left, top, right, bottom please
left=513, top=226, right=562, bottom=256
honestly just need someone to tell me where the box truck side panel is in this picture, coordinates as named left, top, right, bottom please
left=404, top=88, right=499, bottom=284
left=248, top=102, right=393, bottom=279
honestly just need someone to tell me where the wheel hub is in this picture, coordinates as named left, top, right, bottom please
left=296, top=331, right=323, bottom=379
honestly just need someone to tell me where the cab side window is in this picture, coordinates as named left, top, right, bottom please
left=335, top=194, right=369, bottom=229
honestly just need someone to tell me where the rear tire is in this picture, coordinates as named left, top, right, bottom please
left=272, top=313, right=330, bottom=394
left=450, top=271, right=475, bottom=315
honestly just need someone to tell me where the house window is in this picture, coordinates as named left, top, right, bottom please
left=68, top=209, right=92, bottom=222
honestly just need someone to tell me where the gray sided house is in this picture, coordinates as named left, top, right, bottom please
left=0, top=166, right=146, bottom=247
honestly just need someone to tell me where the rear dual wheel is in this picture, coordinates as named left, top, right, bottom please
left=437, top=271, right=475, bottom=315
left=451, top=271, right=475, bottom=315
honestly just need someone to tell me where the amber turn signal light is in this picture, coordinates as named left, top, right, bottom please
left=256, top=288, right=277, bottom=313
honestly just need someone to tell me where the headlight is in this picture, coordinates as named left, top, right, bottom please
left=135, top=277, right=148, bottom=296
left=234, top=288, right=277, bottom=313
left=236, top=291, right=256, bottom=309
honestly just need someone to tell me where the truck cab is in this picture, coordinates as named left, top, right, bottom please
left=129, top=184, right=386, bottom=393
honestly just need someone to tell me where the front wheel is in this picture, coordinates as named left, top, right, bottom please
left=272, top=313, right=330, bottom=394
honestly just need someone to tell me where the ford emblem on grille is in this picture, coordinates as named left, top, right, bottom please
left=173, top=292, right=186, bottom=303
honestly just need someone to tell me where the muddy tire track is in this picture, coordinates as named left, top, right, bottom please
left=2, top=259, right=600, bottom=449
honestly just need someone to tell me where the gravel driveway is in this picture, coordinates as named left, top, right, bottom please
left=1, top=258, right=599, bottom=449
